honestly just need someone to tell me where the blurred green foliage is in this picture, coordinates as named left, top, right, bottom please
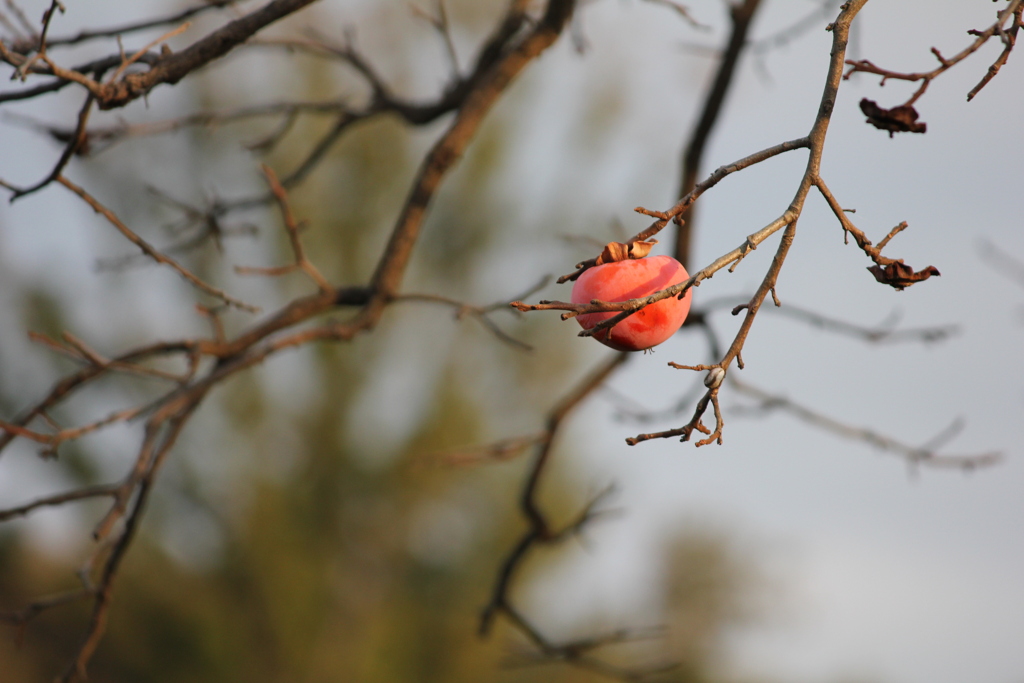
left=0, top=2, right=774, bottom=681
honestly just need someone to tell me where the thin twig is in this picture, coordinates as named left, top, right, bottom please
left=39, top=1, right=239, bottom=49
left=730, top=378, right=1002, bottom=471
left=56, top=175, right=259, bottom=313
left=391, top=275, right=550, bottom=352
left=0, top=484, right=119, bottom=523
left=3, top=92, right=96, bottom=199
left=234, top=164, right=333, bottom=292
left=106, top=21, right=191, bottom=84
left=557, top=137, right=809, bottom=284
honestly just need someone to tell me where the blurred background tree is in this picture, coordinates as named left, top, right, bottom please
left=1, top=1, right=1022, bottom=682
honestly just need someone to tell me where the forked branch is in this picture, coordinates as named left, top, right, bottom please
left=478, top=353, right=671, bottom=677
left=844, top=0, right=1022, bottom=110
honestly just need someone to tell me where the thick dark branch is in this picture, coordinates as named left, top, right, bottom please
left=675, top=0, right=762, bottom=270
left=366, top=0, right=576, bottom=314
left=93, top=0, right=321, bottom=110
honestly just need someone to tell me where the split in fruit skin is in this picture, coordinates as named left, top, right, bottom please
left=571, top=255, right=691, bottom=352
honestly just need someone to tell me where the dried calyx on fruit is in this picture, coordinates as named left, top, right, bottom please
left=593, top=239, right=657, bottom=264
left=571, top=240, right=691, bottom=352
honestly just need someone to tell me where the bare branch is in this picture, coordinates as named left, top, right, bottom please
left=500, top=604, right=676, bottom=680
left=0, top=92, right=95, bottom=199
left=0, top=1, right=1003, bottom=679
left=557, top=136, right=809, bottom=284
left=0, top=8, right=588, bottom=674
left=674, top=0, right=763, bottom=270
left=424, top=433, right=547, bottom=467
left=844, top=0, right=1023, bottom=107
left=365, top=0, right=576, bottom=318
left=99, top=0, right=321, bottom=110
left=759, top=301, right=956, bottom=343
left=730, top=378, right=1003, bottom=471
left=411, top=0, right=462, bottom=75
left=523, top=1, right=871, bottom=449
left=515, top=211, right=797, bottom=333
left=234, top=164, right=333, bottom=292
left=392, top=286, right=540, bottom=352
left=0, top=484, right=119, bottom=523
left=9, top=0, right=64, bottom=80
left=31, top=1, right=240, bottom=50
left=979, top=237, right=1024, bottom=290
left=480, top=352, right=630, bottom=666
left=0, top=338, right=201, bottom=457
left=106, top=21, right=191, bottom=84
left=640, top=0, right=709, bottom=31
left=60, top=406, right=198, bottom=683
left=0, top=51, right=160, bottom=104
left=0, top=589, right=93, bottom=632
left=56, top=175, right=260, bottom=312
left=0, top=406, right=144, bottom=458
left=815, top=177, right=940, bottom=289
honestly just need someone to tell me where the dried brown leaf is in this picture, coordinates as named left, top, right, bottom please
left=859, top=98, right=927, bottom=137
left=867, top=261, right=940, bottom=290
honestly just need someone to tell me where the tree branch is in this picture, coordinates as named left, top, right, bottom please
left=844, top=0, right=1023, bottom=107
left=674, top=0, right=763, bottom=270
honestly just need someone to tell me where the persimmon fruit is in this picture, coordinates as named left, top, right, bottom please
left=571, top=255, right=691, bottom=352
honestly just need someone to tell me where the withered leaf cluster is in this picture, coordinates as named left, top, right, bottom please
left=867, top=261, right=941, bottom=290
left=859, top=98, right=927, bottom=137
